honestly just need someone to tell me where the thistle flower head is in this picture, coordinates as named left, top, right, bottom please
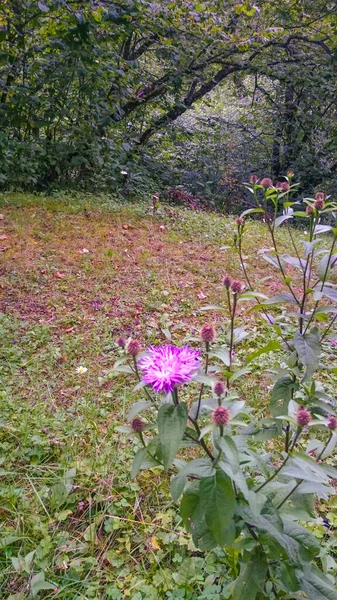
left=296, top=406, right=312, bottom=428
left=130, top=418, right=145, bottom=432
left=200, top=324, right=216, bottom=344
left=126, top=339, right=142, bottom=356
left=315, top=192, right=327, bottom=202
left=260, top=177, right=274, bottom=189
left=249, top=174, right=259, bottom=184
left=327, top=415, right=337, bottom=431
left=276, top=181, right=290, bottom=192
left=212, top=406, right=231, bottom=426
left=314, top=197, right=325, bottom=211
left=213, top=380, right=226, bottom=397
left=236, top=216, right=245, bottom=227
left=306, top=204, right=314, bottom=215
left=231, top=280, right=244, bottom=294
left=116, top=336, right=126, bottom=347
left=137, top=345, right=201, bottom=394
left=223, top=275, right=232, bottom=288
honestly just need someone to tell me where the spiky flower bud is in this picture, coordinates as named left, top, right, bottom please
left=327, top=415, right=337, bottom=431
left=249, top=174, right=259, bottom=184
left=314, top=197, right=325, bottom=211
left=236, top=216, right=245, bottom=226
left=200, top=325, right=216, bottom=344
left=231, top=280, right=244, bottom=294
left=116, top=336, right=126, bottom=347
left=260, top=177, right=274, bottom=189
left=212, top=406, right=231, bottom=426
left=306, top=205, right=314, bottom=215
left=223, top=275, right=232, bottom=288
left=213, top=380, right=226, bottom=397
left=125, top=339, right=142, bottom=356
left=286, top=169, right=294, bottom=178
left=130, top=418, right=144, bottom=432
left=296, top=407, right=312, bottom=428
left=315, top=192, right=327, bottom=201
left=276, top=181, right=290, bottom=192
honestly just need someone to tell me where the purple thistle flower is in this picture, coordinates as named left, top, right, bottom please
left=296, top=406, right=311, bottom=428
left=327, top=415, right=337, bottom=431
left=137, top=345, right=201, bottom=394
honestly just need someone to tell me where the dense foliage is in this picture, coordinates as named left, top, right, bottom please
left=116, top=179, right=337, bottom=599
left=1, top=1, right=336, bottom=197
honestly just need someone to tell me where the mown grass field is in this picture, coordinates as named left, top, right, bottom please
left=1, top=193, right=336, bottom=600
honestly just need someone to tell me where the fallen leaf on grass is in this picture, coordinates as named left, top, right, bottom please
left=197, top=291, right=207, bottom=299
left=0, top=214, right=4, bottom=220
left=0, top=234, right=8, bottom=240
left=0, top=246, right=9, bottom=252
left=55, top=272, right=66, bottom=279
left=79, top=248, right=90, bottom=254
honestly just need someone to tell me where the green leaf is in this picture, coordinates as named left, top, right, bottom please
left=232, top=547, right=268, bottom=600
left=31, top=572, right=56, bottom=598
left=270, top=376, right=298, bottom=418
left=245, top=340, right=281, bottom=364
left=318, top=254, right=337, bottom=281
left=170, top=458, right=215, bottom=501
left=295, top=565, right=337, bottom=600
left=158, top=403, right=188, bottom=470
left=293, top=328, right=320, bottom=381
left=131, top=447, right=159, bottom=478
left=180, top=482, right=217, bottom=550
left=263, top=293, right=297, bottom=305
left=209, top=347, right=230, bottom=366
left=275, top=214, right=293, bottom=227
left=200, top=471, right=236, bottom=546
left=127, top=400, right=151, bottom=421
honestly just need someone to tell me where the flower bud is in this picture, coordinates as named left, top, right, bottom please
left=213, top=380, right=226, bottom=397
left=296, top=407, right=311, bottom=428
left=315, top=192, right=327, bottom=201
left=327, top=415, right=337, bottom=431
left=231, top=280, right=244, bottom=294
left=276, top=181, right=290, bottom=192
left=306, top=205, right=313, bottom=215
left=130, top=418, right=145, bottom=432
left=249, top=174, right=259, bottom=184
left=125, top=339, right=142, bottom=356
left=314, top=197, right=325, bottom=211
left=116, top=336, right=126, bottom=347
left=286, top=169, right=294, bottom=178
left=223, top=275, right=232, bottom=288
left=236, top=216, right=245, bottom=226
left=212, top=406, right=231, bottom=426
left=200, top=325, right=216, bottom=344
left=260, top=177, right=274, bottom=189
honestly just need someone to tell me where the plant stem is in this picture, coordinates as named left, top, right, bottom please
left=255, top=429, right=301, bottom=492
left=195, top=342, right=209, bottom=420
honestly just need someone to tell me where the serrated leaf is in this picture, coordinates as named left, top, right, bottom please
left=158, top=403, right=188, bottom=470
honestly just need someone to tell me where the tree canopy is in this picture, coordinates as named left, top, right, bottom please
left=1, top=0, right=336, bottom=194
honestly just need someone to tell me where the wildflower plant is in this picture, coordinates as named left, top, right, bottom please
left=114, top=177, right=337, bottom=599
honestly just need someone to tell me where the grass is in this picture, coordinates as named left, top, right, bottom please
left=0, top=192, right=336, bottom=599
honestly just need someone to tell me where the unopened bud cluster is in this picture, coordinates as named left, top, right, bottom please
left=296, top=407, right=311, bottom=428
left=212, top=406, right=231, bottom=426
left=200, top=325, right=216, bottom=344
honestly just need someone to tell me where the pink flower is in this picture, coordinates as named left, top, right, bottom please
left=276, top=181, right=290, bottom=192
left=331, top=340, right=337, bottom=347
left=126, top=339, right=142, bottom=356
left=260, top=177, right=274, bottom=189
left=223, top=275, right=232, bottom=288
left=213, top=381, right=226, bottom=397
left=327, top=415, right=337, bottom=431
left=231, top=280, right=244, bottom=294
left=130, top=418, right=145, bottom=432
left=138, top=345, right=201, bottom=394
left=200, top=325, right=216, bottom=343
left=249, top=174, right=259, bottom=184
left=212, top=406, right=231, bottom=426
left=236, top=216, right=245, bottom=226
left=296, top=407, right=311, bottom=428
